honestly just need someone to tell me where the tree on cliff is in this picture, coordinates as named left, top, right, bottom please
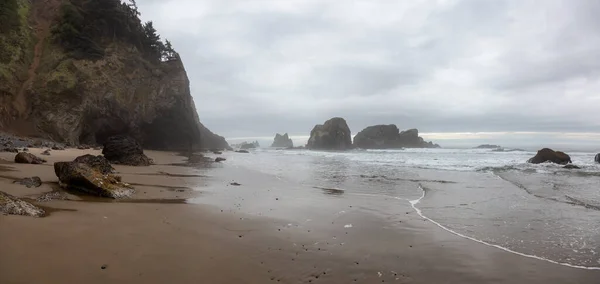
left=0, top=0, right=20, bottom=34
left=53, top=0, right=175, bottom=62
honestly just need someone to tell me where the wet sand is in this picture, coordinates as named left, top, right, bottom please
left=1, top=149, right=599, bottom=283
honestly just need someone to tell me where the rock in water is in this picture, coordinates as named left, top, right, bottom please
left=353, top=125, right=439, bottom=149
left=13, top=176, right=43, bottom=188
left=102, top=135, right=152, bottom=166
left=54, top=162, right=134, bottom=198
left=74, top=154, right=115, bottom=174
left=307, top=117, right=352, bottom=150
left=0, top=191, right=45, bottom=217
left=271, top=133, right=294, bottom=148
left=215, top=157, right=226, bottom=162
left=595, top=153, right=600, bottom=163
left=563, top=164, right=581, bottom=169
left=527, top=148, right=572, bottom=165
left=235, top=150, right=249, bottom=153
left=14, top=152, right=46, bottom=164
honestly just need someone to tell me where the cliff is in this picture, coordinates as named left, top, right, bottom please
left=307, top=117, right=352, bottom=150
left=0, top=0, right=228, bottom=150
left=353, top=125, right=439, bottom=149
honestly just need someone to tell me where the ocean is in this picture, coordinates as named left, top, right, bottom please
left=193, top=147, right=600, bottom=270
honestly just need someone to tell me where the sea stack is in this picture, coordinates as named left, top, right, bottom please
left=595, top=153, right=600, bottom=163
left=271, top=133, right=293, bottom=148
left=527, top=148, right=572, bottom=165
left=307, top=117, right=352, bottom=150
left=353, top=125, right=439, bottom=149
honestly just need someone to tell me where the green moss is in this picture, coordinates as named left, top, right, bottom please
left=45, top=59, right=78, bottom=95
left=0, top=0, right=33, bottom=93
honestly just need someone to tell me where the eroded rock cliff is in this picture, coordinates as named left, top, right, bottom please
left=307, top=117, right=352, bottom=150
left=0, top=0, right=228, bottom=150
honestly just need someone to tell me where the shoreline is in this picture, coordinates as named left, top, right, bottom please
left=1, top=148, right=599, bottom=283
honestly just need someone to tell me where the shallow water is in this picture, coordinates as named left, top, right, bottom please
left=197, top=148, right=600, bottom=269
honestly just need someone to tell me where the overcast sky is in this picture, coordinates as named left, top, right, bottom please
left=137, top=0, right=600, bottom=140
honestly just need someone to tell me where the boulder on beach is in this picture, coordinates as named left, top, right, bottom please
left=41, top=149, right=51, bottom=156
left=73, top=154, right=115, bottom=175
left=527, top=148, right=572, bottom=165
left=215, top=157, right=226, bottom=162
left=595, top=153, right=600, bottom=163
left=0, top=191, right=45, bottom=217
left=102, top=135, right=152, bottom=166
left=14, top=152, right=46, bottom=164
left=13, top=176, right=42, bottom=188
left=54, top=162, right=134, bottom=198
left=353, top=125, right=440, bottom=149
left=271, top=133, right=294, bottom=148
left=307, top=117, right=352, bottom=150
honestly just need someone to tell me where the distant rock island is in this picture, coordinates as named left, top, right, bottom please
left=271, top=133, right=293, bottom=148
left=307, top=117, right=352, bottom=150
left=234, top=141, right=260, bottom=150
left=353, top=125, right=439, bottom=149
left=475, top=144, right=502, bottom=149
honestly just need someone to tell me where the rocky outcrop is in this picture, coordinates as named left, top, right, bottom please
left=54, top=162, right=134, bottom=198
left=527, top=148, right=572, bottom=165
left=475, top=144, right=501, bottom=149
left=239, top=141, right=260, bottom=150
left=307, top=117, right=352, bottom=150
left=271, top=133, right=293, bottom=148
left=0, top=0, right=228, bottom=151
left=353, top=125, right=439, bottom=149
left=0, top=191, right=45, bottom=217
left=595, top=153, right=600, bottom=163
left=73, top=154, right=115, bottom=175
left=13, top=176, right=42, bottom=188
left=14, top=152, right=46, bottom=164
left=102, top=135, right=152, bottom=166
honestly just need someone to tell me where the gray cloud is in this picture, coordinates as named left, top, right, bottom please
left=137, top=0, right=600, bottom=139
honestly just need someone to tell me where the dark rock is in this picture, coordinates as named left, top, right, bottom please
left=102, top=135, right=152, bottom=166
left=77, top=145, right=91, bottom=150
left=54, top=162, right=134, bottom=198
left=33, top=140, right=43, bottom=147
left=307, top=117, right=352, bottom=150
left=0, top=191, right=45, bottom=217
left=215, top=157, right=226, bottom=162
left=41, top=149, right=51, bottom=156
left=213, top=151, right=222, bottom=155
left=230, top=182, right=241, bottom=186
left=52, top=144, right=65, bottom=150
left=527, top=148, right=572, bottom=165
left=14, top=152, right=46, bottom=164
left=1, top=147, right=18, bottom=153
left=595, top=153, right=600, bottom=163
left=271, top=133, right=294, bottom=148
left=563, top=164, right=581, bottom=169
left=22, top=148, right=29, bottom=152
left=239, top=141, right=260, bottom=150
left=475, top=144, right=502, bottom=149
left=235, top=150, right=250, bottom=153
left=353, top=125, right=439, bottom=149
left=13, top=177, right=42, bottom=188
left=74, top=154, right=115, bottom=175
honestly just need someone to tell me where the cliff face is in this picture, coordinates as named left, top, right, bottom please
left=0, top=0, right=228, bottom=150
left=307, top=117, right=352, bottom=150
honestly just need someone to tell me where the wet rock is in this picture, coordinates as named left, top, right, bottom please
left=13, top=176, right=42, bottom=188
left=215, top=157, right=226, bottom=162
left=32, top=139, right=43, bottom=147
left=563, top=164, right=581, bottom=169
left=52, top=144, right=65, bottom=150
left=41, top=149, right=51, bottom=156
left=22, top=148, right=29, bottom=152
left=230, top=182, right=241, bottom=186
left=102, top=135, right=152, bottom=166
left=213, top=151, right=223, bottom=155
left=235, top=150, right=249, bottom=153
left=0, top=191, right=45, bottom=217
left=14, top=152, right=46, bottom=164
left=271, top=133, right=294, bottom=148
left=595, top=153, right=600, bottom=164
left=54, top=162, right=134, bottom=198
left=307, top=117, right=352, bottom=150
left=36, top=191, right=69, bottom=202
left=1, top=147, right=18, bottom=153
left=527, top=148, right=572, bottom=165
left=73, top=154, right=115, bottom=175
left=77, top=145, right=91, bottom=150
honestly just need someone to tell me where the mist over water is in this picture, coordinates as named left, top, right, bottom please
left=220, top=148, right=600, bottom=268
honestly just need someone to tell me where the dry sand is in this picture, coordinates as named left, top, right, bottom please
left=1, top=148, right=599, bottom=283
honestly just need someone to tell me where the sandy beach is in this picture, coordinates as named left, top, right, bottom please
left=1, top=148, right=599, bottom=284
